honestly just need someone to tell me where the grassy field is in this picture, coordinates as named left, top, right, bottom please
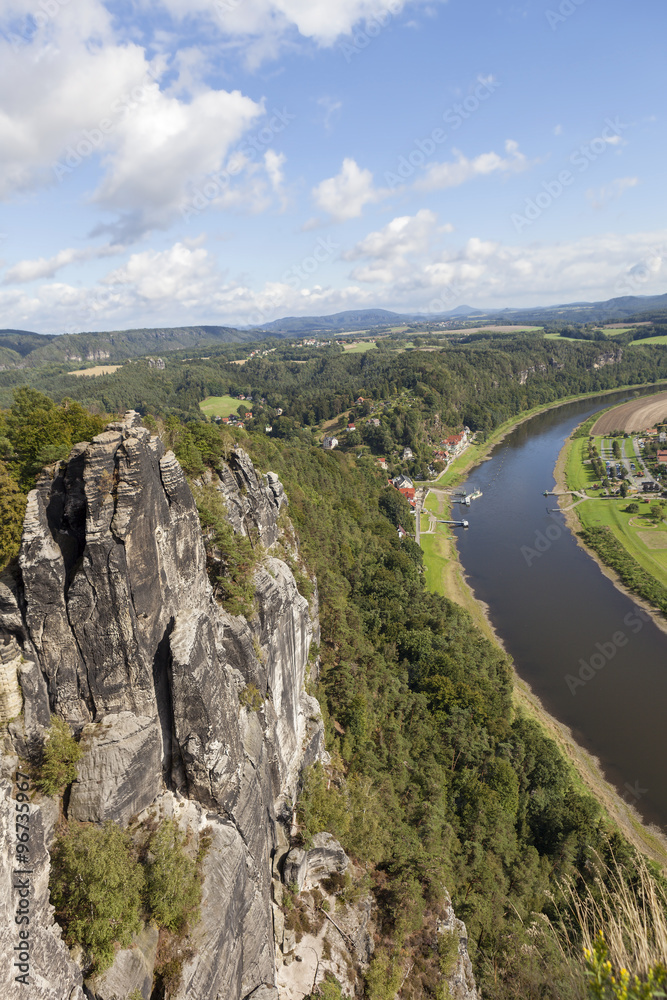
left=629, top=335, right=667, bottom=347
left=343, top=341, right=377, bottom=353
left=563, top=435, right=667, bottom=588
left=199, top=395, right=240, bottom=417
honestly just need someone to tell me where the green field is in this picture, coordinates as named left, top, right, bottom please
left=564, top=435, right=667, bottom=588
left=199, top=395, right=240, bottom=417
left=628, top=335, right=667, bottom=347
left=343, top=341, right=377, bottom=353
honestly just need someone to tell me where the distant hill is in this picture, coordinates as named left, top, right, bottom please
left=0, top=325, right=262, bottom=369
left=255, top=309, right=406, bottom=334
left=453, top=293, right=667, bottom=326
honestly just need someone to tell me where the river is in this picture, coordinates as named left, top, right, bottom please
left=456, top=389, right=667, bottom=832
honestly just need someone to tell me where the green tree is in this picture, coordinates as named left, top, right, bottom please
left=50, top=821, right=144, bottom=972
left=145, top=820, right=202, bottom=932
left=0, top=465, right=27, bottom=570
left=38, top=716, right=84, bottom=796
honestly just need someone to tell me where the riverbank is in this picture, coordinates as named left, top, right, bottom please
left=554, top=427, right=667, bottom=639
left=418, top=383, right=667, bottom=866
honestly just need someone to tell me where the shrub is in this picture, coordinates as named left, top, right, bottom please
left=50, top=821, right=144, bottom=972
left=239, top=683, right=264, bottom=712
left=193, top=484, right=257, bottom=617
left=0, top=466, right=27, bottom=570
left=38, top=716, right=83, bottom=796
left=145, top=820, right=202, bottom=933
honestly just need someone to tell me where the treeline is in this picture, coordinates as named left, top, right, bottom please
left=579, top=526, right=667, bottom=616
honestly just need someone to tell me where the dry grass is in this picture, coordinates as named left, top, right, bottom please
left=560, top=851, right=667, bottom=980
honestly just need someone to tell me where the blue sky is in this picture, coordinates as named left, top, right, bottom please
left=0, top=0, right=665, bottom=333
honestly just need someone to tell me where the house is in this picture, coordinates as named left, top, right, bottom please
left=646, top=428, right=658, bottom=437
left=323, top=436, right=338, bottom=451
left=221, top=417, right=230, bottom=424
left=398, top=487, right=416, bottom=502
left=245, top=411, right=253, bottom=419
left=657, top=450, right=667, bottom=464
left=265, top=425, right=273, bottom=433
left=376, top=457, right=388, bottom=470
left=356, top=397, right=365, bottom=404
left=392, top=474, right=413, bottom=490
left=397, top=525, right=407, bottom=539
left=402, top=447, right=413, bottom=461
left=370, top=418, right=381, bottom=427
left=347, top=422, right=356, bottom=431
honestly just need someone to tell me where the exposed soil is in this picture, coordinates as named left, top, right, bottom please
left=591, top=390, right=667, bottom=434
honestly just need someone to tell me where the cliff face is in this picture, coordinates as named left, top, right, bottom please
left=0, top=412, right=323, bottom=1000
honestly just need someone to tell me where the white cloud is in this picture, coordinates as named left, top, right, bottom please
left=3, top=245, right=121, bottom=284
left=343, top=209, right=448, bottom=282
left=586, top=176, right=639, bottom=210
left=162, top=0, right=430, bottom=47
left=5, top=229, right=667, bottom=335
left=415, top=139, right=533, bottom=192
left=0, top=0, right=268, bottom=237
left=312, top=157, right=389, bottom=221
left=553, top=124, right=563, bottom=135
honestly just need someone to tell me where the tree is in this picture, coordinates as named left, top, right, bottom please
left=38, top=717, right=84, bottom=796
left=0, top=465, right=27, bottom=570
left=50, top=822, right=144, bottom=971
left=145, top=820, right=202, bottom=932
left=625, top=503, right=639, bottom=514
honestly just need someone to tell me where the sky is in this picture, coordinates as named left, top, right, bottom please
left=0, top=0, right=666, bottom=334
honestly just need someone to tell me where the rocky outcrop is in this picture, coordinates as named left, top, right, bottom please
left=438, top=895, right=479, bottom=1000
left=0, top=412, right=324, bottom=999
left=68, top=713, right=162, bottom=825
left=0, top=778, right=85, bottom=1000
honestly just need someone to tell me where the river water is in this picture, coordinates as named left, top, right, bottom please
left=456, top=388, right=667, bottom=832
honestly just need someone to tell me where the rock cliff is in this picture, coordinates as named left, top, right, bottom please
left=0, top=412, right=323, bottom=999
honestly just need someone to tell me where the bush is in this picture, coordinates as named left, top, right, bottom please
left=38, top=716, right=83, bottom=796
left=0, top=466, right=27, bottom=570
left=239, top=683, right=264, bottom=712
left=145, top=820, right=202, bottom=933
left=50, top=821, right=144, bottom=972
left=193, top=484, right=257, bottom=617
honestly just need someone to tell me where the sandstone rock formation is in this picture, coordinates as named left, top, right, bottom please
left=0, top=412, right=323, bottom=999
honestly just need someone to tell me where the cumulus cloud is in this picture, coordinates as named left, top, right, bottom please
left=0, top=0, right=270, bottom=237
left=343, top=209, right=450, bottom=282
left=5, top=228, right=667, bottom=335
left=3, top=245, right=121, bottom=283
left=312, top=158, right=389, bottom=221
left=162, top=0, right=432, bottom=47
left=586, top=176, right=639, bottom=210
left=415, top=139, right=533, bottom=192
